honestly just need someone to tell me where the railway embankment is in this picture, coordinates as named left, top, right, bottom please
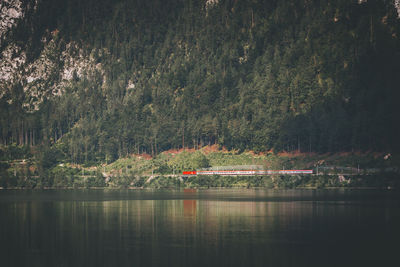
left=1, top=145, right=399, bottom=189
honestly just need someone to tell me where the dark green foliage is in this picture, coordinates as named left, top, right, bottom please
left=146, top=176, right=181, bottom=188
left=0, top=145, right=31, bottom=161
left=49, top=165, right=79, bottom=187
left=0, top=162, right=10, bottom=172
left=168, top=151, right=210, bottom=173
left=154, top=163, right=172, bottom=175
left=345, top=173, right=400, bottom=188
left=181, top=173, right=399, bottom=189
left=35, top=145, right=63, bottom=170
left=274, top=175, right=303, bottom=189
left=84, top=174, right=107, bottom=188
left=112, top=175, right=134, bottom=188
left=0, top=165, right=10, bottom=188
left=1, top=0, right=399, bottom=167
left=186, top=175, right=268, bottom=188
left=132, top=177, right=146, bottom=187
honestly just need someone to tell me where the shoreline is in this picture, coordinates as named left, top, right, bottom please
left=0, top=186, right=397, bottom=190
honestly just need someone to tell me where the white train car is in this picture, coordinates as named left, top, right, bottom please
left=183, top=169, right=313, bottom=176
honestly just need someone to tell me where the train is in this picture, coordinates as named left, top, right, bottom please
left=182, top=169, right=313, bottom=176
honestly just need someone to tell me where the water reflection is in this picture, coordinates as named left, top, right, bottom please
left=183, top=189, right=197, bottom=219
left=0, top=189, right=399, bottom=267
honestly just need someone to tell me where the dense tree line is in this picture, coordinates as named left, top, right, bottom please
left=1, top=0, right=399, bottom=164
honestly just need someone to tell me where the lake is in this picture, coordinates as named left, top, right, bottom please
left=0, top=189, right=399, bottom=267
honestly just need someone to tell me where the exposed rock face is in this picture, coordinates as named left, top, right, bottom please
left=0, top=0, right=23, bottom=41
left=0, top=44, right=26, bottom=98
left=0, top=0, right=24, bottom=100
left=1, top=0, right=107, bottom=112
left=1, top=12, right=106, bottom=112
left=1, top=36, right=105, bottom=112
left=206, top=0, right=219, bottom=8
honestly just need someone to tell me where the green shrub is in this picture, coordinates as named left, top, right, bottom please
left=0, top=144, right=32, bottom=161
left=146, top=176, right=181, bottom=188
left=168, top=151, right=210, bottom=173
left=84, top=174, right=106, bottom=188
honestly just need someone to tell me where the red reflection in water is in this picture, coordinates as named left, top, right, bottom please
left=183, top=189, right=197, bottom=217
left=183, top=189, right=197, bottom=193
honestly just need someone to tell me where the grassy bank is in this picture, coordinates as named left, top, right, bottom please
left=1, top=145, right=399, bottom=189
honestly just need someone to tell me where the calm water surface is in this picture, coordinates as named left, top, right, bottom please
left=1, top=189, right=399, bottom=267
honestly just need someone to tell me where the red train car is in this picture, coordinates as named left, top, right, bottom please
left=182, top=171, right=197, bottom=176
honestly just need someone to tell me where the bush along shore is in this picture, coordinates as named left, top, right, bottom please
left=1, top=173, right=399, bottom=190
left=1, top=145, right=399, bottom=189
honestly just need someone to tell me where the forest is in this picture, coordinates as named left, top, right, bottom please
left=1, top=0, right=400, bottom=167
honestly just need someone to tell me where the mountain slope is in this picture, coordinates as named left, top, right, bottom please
left=1, top=0, right=400, bottom=164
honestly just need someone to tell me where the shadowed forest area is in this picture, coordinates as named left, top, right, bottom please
left=1, top=0, right=399, bottom=182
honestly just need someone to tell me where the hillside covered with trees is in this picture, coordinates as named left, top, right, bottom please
left=1, top=0, right=400, bottom=167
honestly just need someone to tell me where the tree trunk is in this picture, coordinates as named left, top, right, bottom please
left=182, top=126, right=185, bottom=151
left=29, top=130, right=31, bottom=146
left=19, top=121, right=23, bottom=145
left=154, top=136, right=158, bottom=155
